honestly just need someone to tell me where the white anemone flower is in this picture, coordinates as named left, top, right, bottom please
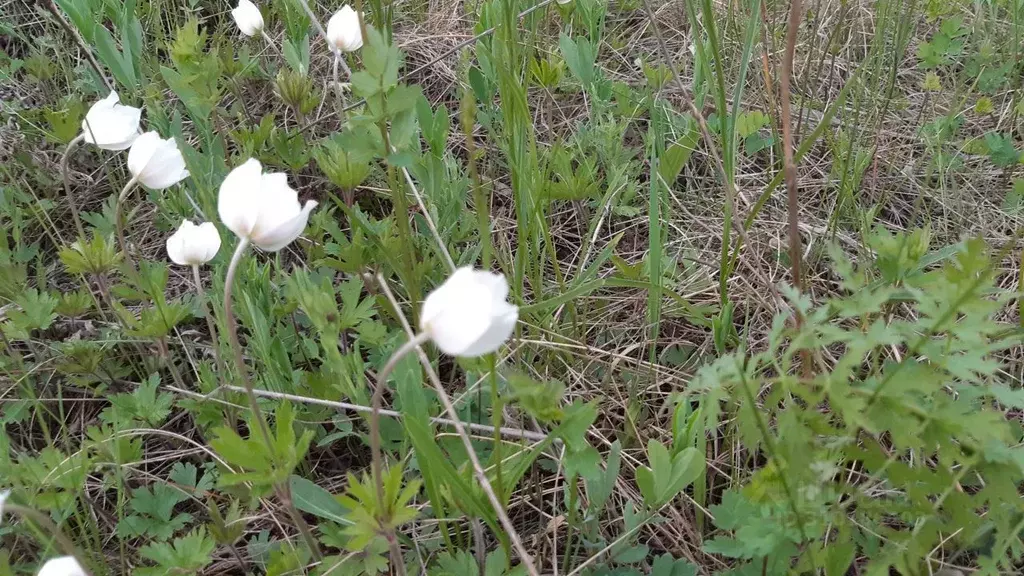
left=81, top=91, right=141, bottom=151
left=420, top=267, right=518, bottom=357
left=36, top=556, right=87, bottom=576
left=126, top=131, right=190, bottom=190
left=0, top=489, right=8, bottom=524
left=326, top=5, right=363, bottom=52
left=218, top=158, right=318, bottom=252
left=231, top=0, right=264, bottom=36
left=166, top=220, right=221, bottom=266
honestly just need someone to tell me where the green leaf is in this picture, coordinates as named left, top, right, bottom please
left=289, top=475, right=352, bottom=525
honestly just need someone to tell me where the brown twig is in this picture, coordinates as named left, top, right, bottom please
left=45, top=0, right=113, bottom=91
left=780, top=0, right=804, bottom=295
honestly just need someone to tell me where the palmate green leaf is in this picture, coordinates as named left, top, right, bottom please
left=210, top=425, right=272, bottom=473
left=4, top=288, right=58, bottom=336
left=136, top=528, right=216, bottom=576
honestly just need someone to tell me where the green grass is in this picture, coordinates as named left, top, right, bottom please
left=1, top=0, right=1024, bottom=573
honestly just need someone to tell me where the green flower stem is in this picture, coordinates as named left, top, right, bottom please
left=259, top=30, right=284, bottom=59
left=370, top=332, right=431, bottom=505
left=375, top=277, right=539, bottom=576
left=332, top=51, right=349, bottom=119
left=4, top=501, right=93, bottom=576
left=368, top=332, right=428, bottom=576
left=192, top=263, right=226, bottom=377
left=60, top=134, right=87, bottom=240
left=223, top=239, right=274, bottom=447
left=487, top=353, right=503, bottom=497
left=223, top=237, right=323, bottom=563
left=114, top=175, right=141, bottom=276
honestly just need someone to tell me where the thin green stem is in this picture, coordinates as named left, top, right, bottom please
left=223, top=239, right=274, bottom=449
left=5, top=502, right=93, bottom=576
left=369, top=332, right=431, bottom=510
left=60, top=134, right=87, bottom=240
left=260, top=30, right=284, bottom=59
left=222, top=238, right=323, bottom=562
left=736, top=369, right=808, bottom=540
left=487, top=354, right=503, bottom=498
left=367, top=333, right=427, bottom=576
left=192, top=264, right=227, bottom=376
left=114, top=175, right=141, bottom=276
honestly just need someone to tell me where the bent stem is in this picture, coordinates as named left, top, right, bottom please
left=260, top=30, right=284, bottom=59
left=5, top=501, right=93, bottom=576
left=332, top=51, right=349, bottom=118
left=61, top=134, right=87, bottom=240
left=369, top=332, right=429, bottom=576
left=376, top=278, right=540, bottom=576
left=223, top=239, right=274, bottom=447
left=223, top=238, right=323, bottom=562
left=370, top=332, right=431, bottom=503
left=114, top=175, right=141, bottom=275
left=192, top=263, right=226, bottom=377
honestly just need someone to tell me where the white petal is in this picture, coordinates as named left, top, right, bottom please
left=249, top=173, right=302, bottom=240
left=138, top=138, right=189, bottom=189
left=422, top=267, right=493, bottom=355
left=327, top=5, right=363, bottom=52
left=460, top=301, right=517, bottom=357
left=196, top=222, right=222, bottom=262
left=0, top=489, right=9, bottom=524
left=36, top=556, right=87, bottom=576
left=218, top=158, right=264, bottom=239
left=127, top=131, right=162, bottom=179
left=473, top=269, right=510, bottom=303
left=251, top=200, right=317, bottom=252
left=166, top=220, right=192, bottom=265
left=82, top=91, right=141, bottom=150
left=232, top=0, right=264, bottom=36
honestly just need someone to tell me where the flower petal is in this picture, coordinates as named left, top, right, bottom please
left=0, top=489, right=9, bottom=524
left=218, top=158, right=264, bottom=239
left=196, top=222, right=222, bottom=262
left=460, top=300, right=517, bottom=357
left=127, top=131, right=162, bottom=179
left=138, top=138, right=189, bottom=189
left=36, top=556, right=87, bottom=576
left=166, top=220, right=192, bottom=265
left=249, top=173, right=301, bottom=240
left=251, top=200, right=318, bottom=252
left=422, top=267, right=493, bottom=355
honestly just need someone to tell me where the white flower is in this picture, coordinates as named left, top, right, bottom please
left=556, top=0, right=572, bottom=5
left=326, top=6, right=363, bottom=52
left=231, top=0, right=264, bottom=36
left=81, top=91, right=141, bottom=151
left=218, top=158, right=318, bottom=252
left=420, top=267, right=518, bottom=357
left=0, top=489, right=9, bottom=523
left=37, top=556, right=87, bottom=576
left=167, top=220, right=221, bottom=266
left=127, top=131, right=190, bottom=190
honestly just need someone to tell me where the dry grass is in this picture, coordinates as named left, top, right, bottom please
left=2, top=0, right=1022, bottom=570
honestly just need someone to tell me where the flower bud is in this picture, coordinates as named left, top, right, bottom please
left=166, top=220, right=221, bottom=266
left=326, top=5, right=363, bottom=52
left=81, top=91, right=141, bottom=151
left=231, top=0, right=264, bottom=36
left=420, top=267, right=518, bottom=357
left=127, top=132, right=190, bottom=190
